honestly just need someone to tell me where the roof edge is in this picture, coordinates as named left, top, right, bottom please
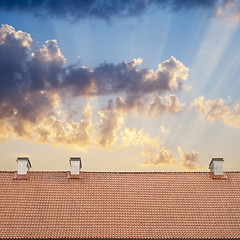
left=1, top=170, right=240, bottom=174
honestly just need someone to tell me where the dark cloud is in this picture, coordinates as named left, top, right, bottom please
left=0, top=0, right=219, bottom=21
left=0, top=25, right=60, bottom=123
left=90, top=56, right=189, bottom=105
left=0, top=25, right=190, bottom=148
left=29, top=40, right=66, bottom=90
left=0, top=25, right=32, bottom=99
left=0, top=25, right=189, bottom=124
left=63, top=56, right=189, bottom=99
left=110, top=94, right=185, bottom=118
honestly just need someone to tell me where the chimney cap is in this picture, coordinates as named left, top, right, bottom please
left=70, top=157, right=81, bottom=161
left=69, top=157, right=82, bottom=168
left=209, top=158, right=224, bottom=168
left=16, top=157, right=31, bottom=168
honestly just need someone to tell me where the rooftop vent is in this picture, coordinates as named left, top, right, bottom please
left=15, top=157, right=31, bottom=179
left=68, top=157, right=82, bottom=178
left=209, top=158, right=227, bottom=179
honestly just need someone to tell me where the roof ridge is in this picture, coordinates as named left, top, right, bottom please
left=1, top=171, right=240, bottom=173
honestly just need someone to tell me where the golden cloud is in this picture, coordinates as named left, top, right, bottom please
left=98, top=104, right=124, bottom=148
left=121, top=128, right=159, bottom=147
left=142, top=147, right=176, bottom=166
left=192, top=96, right=240, bottom=128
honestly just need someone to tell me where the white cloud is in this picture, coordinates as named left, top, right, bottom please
left=0, top=24, right=32, bottom=49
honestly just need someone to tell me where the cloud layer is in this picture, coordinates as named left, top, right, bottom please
left=0, top=24, right=190, bottom=153
left=0, top=0, right=219, bottom=21
left=0, top=24, right=226, bottom=170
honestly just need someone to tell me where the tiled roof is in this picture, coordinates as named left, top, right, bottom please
left=0, top=171, right=240, bottom=239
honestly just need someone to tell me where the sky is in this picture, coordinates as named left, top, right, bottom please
left=0, top=0, right=240, bottom=172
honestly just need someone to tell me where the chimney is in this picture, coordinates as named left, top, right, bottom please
left=68, top=157, right=82, bottom=178
left=15, top=157, right=31, bottom=179
left=209, top=158, right=227, bottom=179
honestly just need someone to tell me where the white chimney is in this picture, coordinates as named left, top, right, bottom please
left=69, top=157, right=82, bottom=175
left=17, top=157, right=31, bottom=175
left=209, top=158, right=224, bottom=175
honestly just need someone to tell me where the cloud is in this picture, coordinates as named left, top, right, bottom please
left=122, top=128, right=200, bottom=168
left=0, top=26, right=91, bottom=147
left=122, top=127, right=176, bottom=166
left=88, top=56, right=189, bottom=98
left=31, top=111, right=93, bottom=147
left=192, top=96, right=229, bottom=121
left=98, top=100, right=124, bottom=147
left=224, top=104, right=240, bottom=128
left=0, top=25, right=66, bottom=128
left=215, top=0, right=240, bottom=22
left=0, top=24, right=189, bottom=151
left=121, top=128, right=159, bottom=146
left=0, top=119, right=9, bottom=141
left=108, top=94, right=185, bottom=119
left=54, top=103, right=93, bottom=146
left=0, top=0, right=219, bottom=21
left=0, top=25, right=189, bottom=100
left=192, top=96, right=240, bottom=128
left=111, top=57, right=189, bottom=116
left=0, top=97, right=93, bottom=149
left=0, top=24, right=32, bottom=99
left=0, top=25, right=189, bottom=120
left=177, top=146, right=200, bottom=170
left=149, top=95, right=185, bottom=118
left=30, top=39, right=66, bottom=90
left=142, top=147, right=176, bottom=166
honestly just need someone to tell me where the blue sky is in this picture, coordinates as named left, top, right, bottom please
left=0, top=0, right=240, bottom=172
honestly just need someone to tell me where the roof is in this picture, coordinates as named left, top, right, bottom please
left=0, top=171, right=240, bottom=239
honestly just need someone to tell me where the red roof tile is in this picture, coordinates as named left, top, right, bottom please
left=0, top=171, right=240, bottom=239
